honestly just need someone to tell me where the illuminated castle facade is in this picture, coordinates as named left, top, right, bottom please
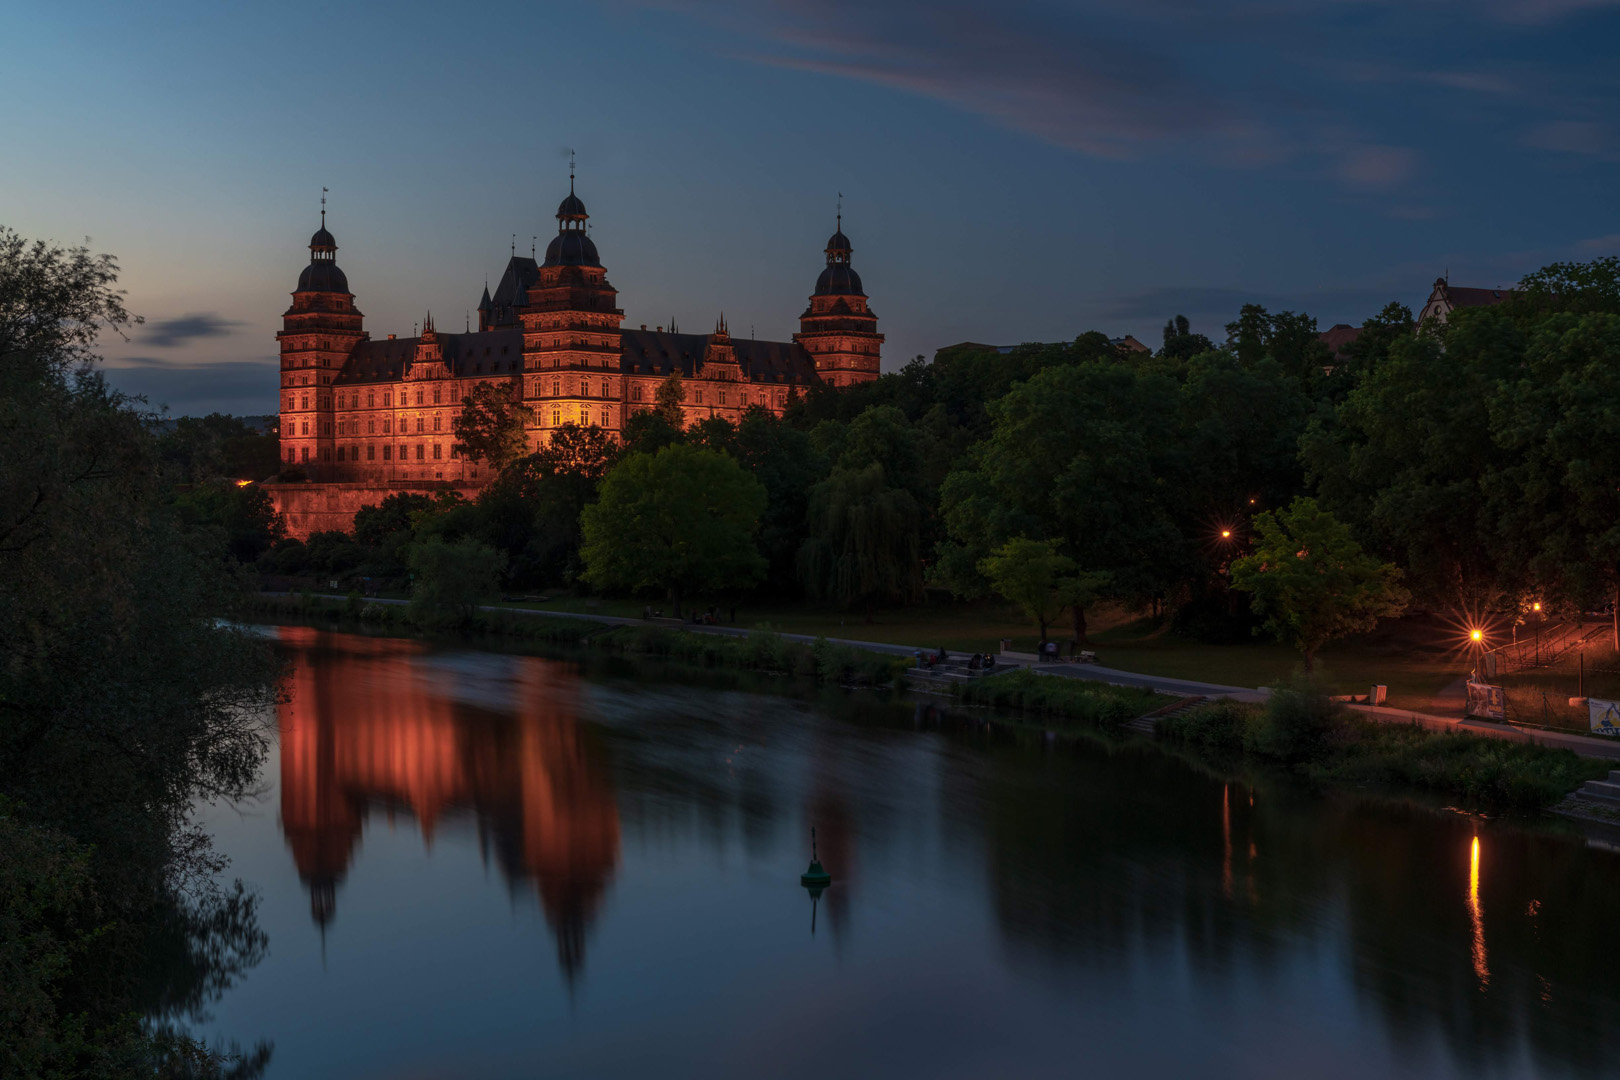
left=276, top=181, right=882, bottom=489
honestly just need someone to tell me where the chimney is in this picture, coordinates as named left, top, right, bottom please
left=640, top=324, right=646, bottom=331
left=387, top=333, right=397, bottom=340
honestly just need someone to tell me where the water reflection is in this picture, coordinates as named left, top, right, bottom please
left=276, top=626, right=619, bottom=981
left=200, top=629, right=1620, bottom=1078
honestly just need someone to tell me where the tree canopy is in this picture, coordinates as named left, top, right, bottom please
left=580, top=444, right=767, bottom=614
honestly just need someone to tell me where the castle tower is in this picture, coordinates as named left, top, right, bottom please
left=521, top=172, right=624, bottom=442
left=794, top=211, right=882, bottom=386
left=277, top=203, right=365, bottom=474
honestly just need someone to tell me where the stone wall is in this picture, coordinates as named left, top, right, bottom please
left=266, top=481, right=481, bottom=540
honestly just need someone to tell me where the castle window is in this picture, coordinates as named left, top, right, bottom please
left=416, top=417, right=424, bottom=433
left=384, top=391, right=392, bottom=407
left=552, top=409, right=560, bottom=426
left=383, top=445, right=392, bottom=460
left=433, top=387, right=442, bottom=404
left=603, top=406, right=612, bottom=426
left=553, top=378, right=561, bottom=396
left=367, top=445, right=375, bottom=461
left=433, top=415, right=441, bottom=432
left=719, top=391, right=726, bottom=405
left=694, top=390, right=703, bottom=404
left=301, top=421, right=308, bottom=435
left=581, top=406, right=590, bottom=424
left=416, top=444, right=425, bottom=460
left=300, top=395, right=308, bottom=410
left=367, top=392, right=375, bottom=407
left=301, top=447, right=309, bottom=462
left=368, top=420, right=375, bottom=434
left=433, top=444, right=442, bottom=460
left=383, top=418, right=392, bottom=434
left=416, top=391, right=424, bottom=406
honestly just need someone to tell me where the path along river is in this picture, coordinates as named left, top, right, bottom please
left=187, top=625, right=1620, bottom=1079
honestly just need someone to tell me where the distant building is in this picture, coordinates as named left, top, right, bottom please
left=1417, top=277, right=1515, bottom=325
left=1317, top=323, right=1362, bottom=360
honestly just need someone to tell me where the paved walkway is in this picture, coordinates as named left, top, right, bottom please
left=264, top=593, right=1620, bottom=760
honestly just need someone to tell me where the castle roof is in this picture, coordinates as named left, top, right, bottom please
left=608, top=329, right=819, bottom=382
left=333, top=329, right=526, bottom=384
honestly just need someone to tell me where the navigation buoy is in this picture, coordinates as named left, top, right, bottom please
left=801, top=826, right=832, bottom=888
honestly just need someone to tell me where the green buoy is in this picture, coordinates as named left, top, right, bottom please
left=801, top=826, right=832, bottom=888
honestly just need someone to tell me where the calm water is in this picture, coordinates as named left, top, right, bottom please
left=191, top=625, right=1620, bottom=1079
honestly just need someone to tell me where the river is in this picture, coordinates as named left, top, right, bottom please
left=188, top=625, right=1620, bottom=1078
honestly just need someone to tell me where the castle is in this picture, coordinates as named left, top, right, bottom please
left=270, top=179, right=881, bottom=536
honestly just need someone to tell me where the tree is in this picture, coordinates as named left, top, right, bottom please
left=174, top=480, right=287, bottom=564
left=353, top=491, right=435, bottom=548
left=798, top=463, right=923, bottom=619
left=1160, top=313, right=1214, bottom=360
left=979, top=537, right=1074, bottom=645
left=452, top=382, right=533, bottom=471
left=530, top=421, right=619, bottom=480
left=1229, top=498, right=1409, bottom=671
left=1, top=228, right=277, bottom=1075
left=407, top=535, right=507, bottom=628
left=653, top=371, right=687, bottom=428
left=580, top=444, right=766, bottom=616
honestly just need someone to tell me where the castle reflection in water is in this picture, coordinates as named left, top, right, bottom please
left=275, top=626, right=620, bottom=980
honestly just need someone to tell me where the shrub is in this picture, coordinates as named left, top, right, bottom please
left=958, top=669, right=1154, bottom=725
left=1160, top=700, right=1252, bottom=749
left=1245, top=683, right=1340, bottom=763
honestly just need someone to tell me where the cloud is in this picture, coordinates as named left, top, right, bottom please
left=1335, top=145, right=1419, bottom=190
left=1579, top=234, right=1620, bottom=251
left=1523, top=120, right=1618, bottom=158
left=143, top=312, right=241, bottom=348
left=101, top=358, right=278, bottom=418
left=715, top=0, right=1226, bottom=160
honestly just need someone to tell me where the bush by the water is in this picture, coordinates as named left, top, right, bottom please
left=957, top=669, right=1160, bottom=725
left=1160, top=690, right=1609, bottom=809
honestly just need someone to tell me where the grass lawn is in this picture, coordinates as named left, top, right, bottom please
left=489, top=591, right=1473, bottom=707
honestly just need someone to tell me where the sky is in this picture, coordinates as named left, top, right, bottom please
left=4, top=0, right=1618, bottom=416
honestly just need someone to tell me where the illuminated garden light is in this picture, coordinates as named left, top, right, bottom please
left=1470, top=628, right=1483, bottom=642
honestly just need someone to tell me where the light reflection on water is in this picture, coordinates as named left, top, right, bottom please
left=191, top=626, right=1620, bottom=1079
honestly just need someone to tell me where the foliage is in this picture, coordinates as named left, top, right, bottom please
left=407, top=535, right=507, bottom=628
left=580, top=444, right=767, bottom=613
left=352, top=491, right=435, bottom=547
left=956, top=669, right=1157, bottom=725
left=1244, top=682, right=1341, bottom=763
left=156, top=413, right=281, bottom=482
left=175, top=480, right=286, bottom=564
left=452, top=381, right=533, bottom=471
left=0, top=228, right=276, bottom=1075
left=798, top=462, right=923, bottom=617
left=653, top=371, right=687, bottom=427
left=979, top=537, right=1080, bottom=643
left=1229, top=498, right=1409, bottom=670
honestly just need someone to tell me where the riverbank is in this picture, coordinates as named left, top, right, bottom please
left=1159, top=696, right=1611, bottom=810
left=247, top=592, right=911, bottom=686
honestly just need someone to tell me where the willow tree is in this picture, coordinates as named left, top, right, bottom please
left=797, top=462, right=923, bottom=621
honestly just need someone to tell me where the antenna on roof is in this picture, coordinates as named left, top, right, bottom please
left=465, top=310, right=470, bottom=333
left=837, top=191, right=842, bottom=232
left=321, top=187, right=328, bottom=227
left=570, top=148, right=576, bottom=193
left=532, top=236, right=537, bottom=259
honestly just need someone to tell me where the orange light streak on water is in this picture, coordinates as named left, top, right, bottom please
left=1468, top=836, right=1489, bottom=987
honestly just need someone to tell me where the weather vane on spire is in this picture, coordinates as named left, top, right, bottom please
left=570, top=148, right=576, bottom=192
left=321, top=186, right=328, bottom=227
left=837, top=191, right=842, bottom=231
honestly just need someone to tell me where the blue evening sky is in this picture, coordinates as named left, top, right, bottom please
left=4, top=0, right=1618, bottom=415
